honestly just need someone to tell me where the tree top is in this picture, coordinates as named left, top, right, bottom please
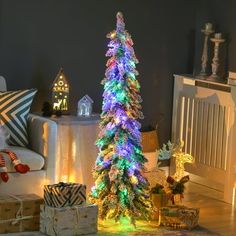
left=116, top=12, right=125, bottom=33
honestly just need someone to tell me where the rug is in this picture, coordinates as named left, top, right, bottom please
left=97, top=220, right=220, bottom=236
left=1, top=221, right=220, bottom=236
left=0, top=227, right=220, bottom=236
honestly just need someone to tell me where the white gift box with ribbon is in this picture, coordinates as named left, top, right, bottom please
left=40, top=204, right=98, bottom=236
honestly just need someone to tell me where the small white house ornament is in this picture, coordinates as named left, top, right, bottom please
left=77, top=95, right=94, bottom=116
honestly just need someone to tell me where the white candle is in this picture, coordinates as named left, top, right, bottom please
left=215, top=33, right=222, bottom=39
left=205, top=23, right=212, bottom=31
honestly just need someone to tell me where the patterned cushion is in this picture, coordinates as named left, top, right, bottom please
left=0, top=89, right=37, bottom=147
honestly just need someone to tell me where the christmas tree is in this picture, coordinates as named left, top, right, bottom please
left=90, top=12, right=151, bottom=226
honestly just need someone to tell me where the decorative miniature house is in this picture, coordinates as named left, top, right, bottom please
left=52, top=68, right=69, bottom=112
left=77, top=95, right=93, bottom=116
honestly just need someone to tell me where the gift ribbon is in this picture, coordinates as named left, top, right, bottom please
left=0, top=216, right=34, bottom=225
left=9, top=194, right=34, bottom=231
left=40, top=206, right=57, bottom=235
left=74, top=206, right=80, bottom=233
left=0, top=195, right=34, bottom=232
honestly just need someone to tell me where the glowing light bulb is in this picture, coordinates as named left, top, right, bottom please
left=131, top=175, right=138, bottom=185
left=115, top=118, right=120, bottom=124
left=111, top=32, right=116, bottom=38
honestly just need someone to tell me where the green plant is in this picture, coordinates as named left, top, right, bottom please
left=150, top=183, right=165, bottom=194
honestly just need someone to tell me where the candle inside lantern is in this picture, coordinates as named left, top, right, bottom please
left=205, top=23, right=212, bottom=31
left=214, top=33, right=222, bottom=39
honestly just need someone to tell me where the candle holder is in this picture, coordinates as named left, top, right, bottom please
left=198, top=23, right=214, bottom=78
left=206, top=33, right=225, bottom=82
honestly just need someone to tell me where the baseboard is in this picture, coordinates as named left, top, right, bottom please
left=185, top=181, right=224, bottom=202
left=188, top=173, right=224, bottom=192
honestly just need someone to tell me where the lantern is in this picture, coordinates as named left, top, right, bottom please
left=77, top=95, right=93, bottom=116
left=52, top=68, right=69, bottom=113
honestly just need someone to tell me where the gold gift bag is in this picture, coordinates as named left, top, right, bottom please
left=151, top=193, right=168, bottom=220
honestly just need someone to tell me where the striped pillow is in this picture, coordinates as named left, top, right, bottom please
left=0, top=89, right=37, bottom=147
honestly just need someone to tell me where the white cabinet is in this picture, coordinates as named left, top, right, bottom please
left=172, top=74, right=236, bottom=204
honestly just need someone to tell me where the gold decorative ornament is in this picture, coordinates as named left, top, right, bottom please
left=51, top=68, right=70, bottom=112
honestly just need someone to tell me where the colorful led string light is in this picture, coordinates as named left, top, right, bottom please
left=90, top=12, right=151, bottom=226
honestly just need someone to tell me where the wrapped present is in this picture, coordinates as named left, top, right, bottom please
left=151, top=193, right=168, bottom=209
left=0, top=194, right=43, bottom=234
left=44, top=182, right=86, bottom=208
left=150, top=193, right=169, bottom=220
left=159, top=205, right=200, bottom=230
left=40, top=204, right=98, bottom=236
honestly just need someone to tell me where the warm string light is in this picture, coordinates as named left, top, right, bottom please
left=159, top=140, right=194, bottom=181
left=89, top=12, right=151, bottom=226
left=173, top=147, right=194, bottom=181
left=52, top=68, right=69, bottom=111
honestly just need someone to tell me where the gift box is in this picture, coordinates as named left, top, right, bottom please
left=150, top=193, right=169, bottom=220
left=44, top=182, right=86, bottom=208
left=159, top=205, right=200, bottom=230
left=0, top=194, right=43, bottom=234
left=40, top=204, right=98, bottom=236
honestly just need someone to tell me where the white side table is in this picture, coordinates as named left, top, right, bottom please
left=49, top=114, right=100, bottom=193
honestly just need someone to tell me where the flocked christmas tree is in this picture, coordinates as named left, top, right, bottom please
left=90, top=12, right=151, bottom=226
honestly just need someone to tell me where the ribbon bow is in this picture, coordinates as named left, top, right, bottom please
left=40, top=206, right=57, bottom=235
left=8, top=195, right=34, bottom=231
left=166, top=175, right=190, bottom=204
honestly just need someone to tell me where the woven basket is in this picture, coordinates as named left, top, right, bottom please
left=159, top=205, right=200, bottom=230
left=141, top=130, right=159, bottom=152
